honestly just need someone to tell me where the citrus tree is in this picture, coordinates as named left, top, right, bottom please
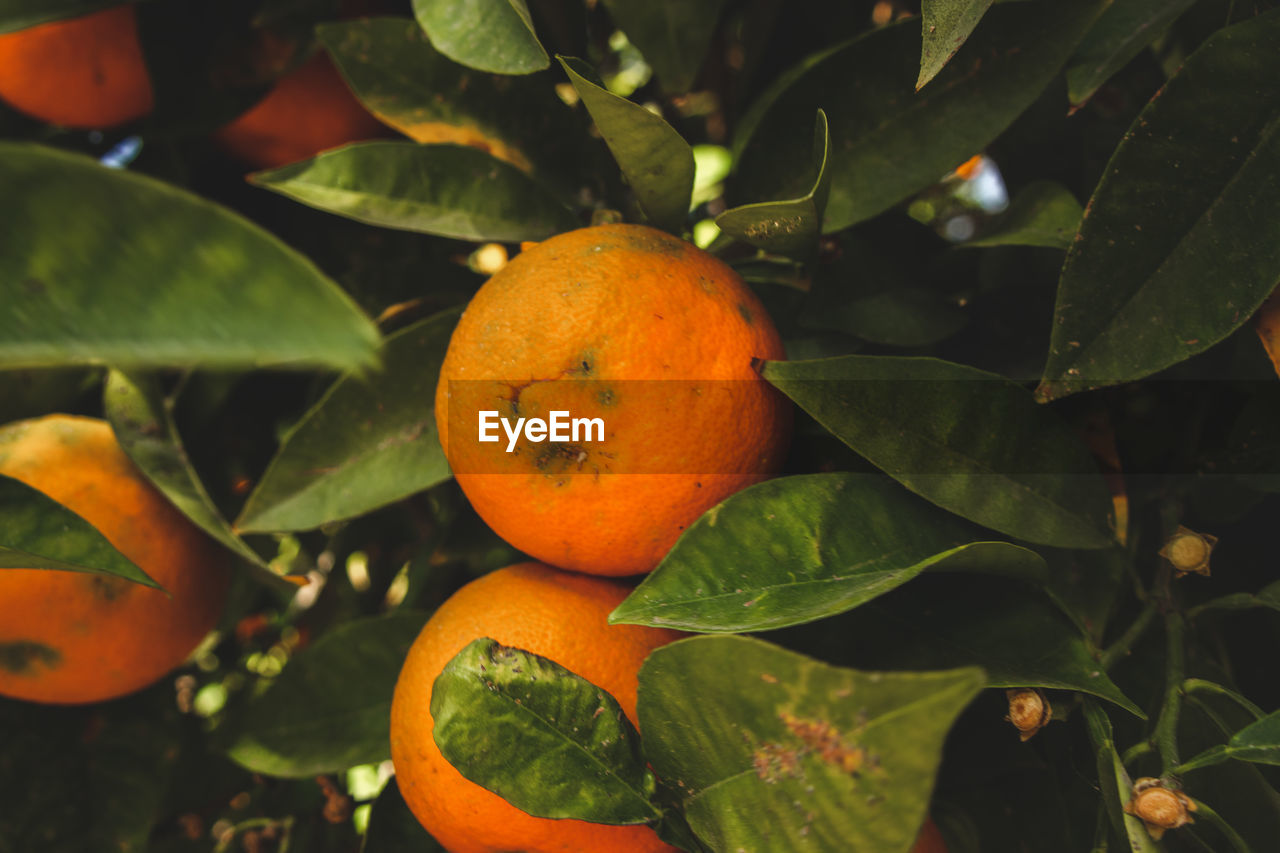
left=2, top=0, right=1280, bottom=851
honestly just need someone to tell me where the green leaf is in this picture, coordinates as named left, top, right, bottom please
left=1083, top=699, right=1160, bottom=851
left=431, top=637, right=661, bottom=825
left=102, top=370, right=279, bottom=583
left=611, top=472, right=1045, bottom=633
left=361, top=777, right=445, bottom=853
left=225, top=611, right=428, bottom=777
left=411, top=0, right=548, bottom=75
left=917, top=0, right=995, bottom=90
left=638, top=635, right=983, bottom=852
left=318, top=17, right=569, bottom=176
left=762, top=356, right=1116, bottom=549
left=600, top=0, right=728, bottom=94
left=0, top=686, right=181, bottom=852
left=236, top=309, right=457, bottom=534
left=0, top=474, right=157, bottom=587
left=250, top=140, right=576, bottom=243
left=0, top=0, right=119, bottom=34
left=558, top=56, right=695, bottom=232
left=716, top=109, right=830, bottom=258
left=1189, top=580, right=1280, bottom=618
left=962, top=181, right=1083, bottom=250
left=829, top=573, right=1142, bottom=715
left=733, top=1, right=1107, bottom=233
left=1038, top=11, right=1280, bottom=401
left=0, top=143, right=379, bottom=372
left=1066, top=0, right=1199, bottom=107
left=1182, top=710, right=1280, bottom=771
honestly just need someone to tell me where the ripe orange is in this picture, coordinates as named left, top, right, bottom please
left=0, top=415, right=230, bottom=704
left=913, top=817, right=949, bottom=853
left=390, top=561, right=682, bottom=853
left=213, top=50, right=389, bottom=169
left=435, top=223, right=791, bottom=576
left=0, top=5, right=153, bottom=128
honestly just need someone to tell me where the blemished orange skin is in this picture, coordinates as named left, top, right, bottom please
left=0, top=5, right=153, bottom=128
left=390, top=562, right=682, bottom=853
left=0, top=416, right=230, bottom=705
left=435, top=224, right=792, bottom=576
left=213, top=51, right=389, bottom=169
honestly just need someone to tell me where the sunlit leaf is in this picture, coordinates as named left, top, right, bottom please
left=225, top=611, right=428, bottom=777
left=763, top=356, right=1116, bottom=549
left=0, top=143, right=380, bottom=371
left=917, top=0, right=994, bottom=90
left=558, top=56, right=694, bottom=232
left=411, top=0, right=548, bottom=75
left=236, top=309, right=457, bottom=534
left=250, top=140, right=576, bottom=242
left=639, top=635, right=983, bottom=852
left=612, top=472, right=1046, bottom=632
left=1038, top=11, right=1280, bottom=401
left=432, top=638, right=660, bottom=824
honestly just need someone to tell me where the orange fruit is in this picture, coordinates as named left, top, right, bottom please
left=435, top=223, right=791, bottom=576
left=913, top=817, right=949, bottom=853
left=390, top=561, right=682, bottom=853
left=0, top=5, right=153, bottom=128
left=0, top=415, right=230, bottom=704
left=213, top=50, right=389, bottom=169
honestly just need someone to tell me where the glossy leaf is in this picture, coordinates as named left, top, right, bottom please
left=963, top=181, right=1082, bottom=250
left=917, top=0, right=994, bottom=90
left=225, top=611, right=428, bottom=777
left=0, top=474, right=156, bottom=587
left=236, top=309, right=457, bottom=534
left=827, top=573, right=1142, bottom=715
left=611, top=472, right=1046, bottom=633
left=762, top=356, right=1116, bottom=549
left=1038, top=11, right=1280, bottom=401
left=250, top=140, right=576, bottom=243
left=103, top=370, right=275, bottom=578
left=733, top=1, right=1107, bottom=233
left=1066, top=0, right=1198, bottom=107
left=0, top=687, right=181, bottom=852
left=0, top=143, right=379, bottom=371
left=318, top=17, right=567, bottom=175
left=361, top=778, right=445, bottom=853
left=411, top=0, right=548, bottom=75
left=432, top=637, right=660, bottom=825
left=639, top=635, right=983, bottom=852
left=0, top=0, right=119, bottom=34
left=716, top=109, right=830, bottom=258
left=559, top=56, right=694, bottom=232
left=600, top=0, right=728, bottom=93
left=1178, top=710, right=1280, bottom=772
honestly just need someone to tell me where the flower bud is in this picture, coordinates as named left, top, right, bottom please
left=1005, top=688, right=1051, bottom=741
left=1124, top=777, right=1196, bottom=840
left=1158, top=525, right=1217, bottom=577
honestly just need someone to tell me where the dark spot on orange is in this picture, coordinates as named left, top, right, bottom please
left=737, top=303, right=754, bottom=324
left=0, top=640, right=62, bottom=674
left=91, top=574, right=130, bottom=602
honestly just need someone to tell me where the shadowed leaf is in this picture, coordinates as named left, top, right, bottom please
left=963, top=181, right=1082, bottom=250
left=600, top=0, right=728, bottom=94
left=1066, top=0, right=1199, bottom=107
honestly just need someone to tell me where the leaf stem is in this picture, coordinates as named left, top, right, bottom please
left=1100, top=599, right=1158, bottom=670
left=1152, top=605, right=1187, bottom=775
left=1120, top=739, right=1155, bottom=768
left=1182, top=678, right=1265, bottom=721
left=1188, top=798, right=1253, bottom=853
